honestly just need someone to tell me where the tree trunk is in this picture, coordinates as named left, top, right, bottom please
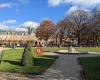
left=77, top=34, right=80, bottom=46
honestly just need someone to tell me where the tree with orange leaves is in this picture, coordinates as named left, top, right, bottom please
left=36, top=20, right=56, bottom=46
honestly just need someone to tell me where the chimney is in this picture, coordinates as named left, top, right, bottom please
left=28, top=27, right=32, bottom=35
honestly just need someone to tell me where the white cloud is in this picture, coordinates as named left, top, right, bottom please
left=18, top=0, right=29, bottom=4
left=67, top=6, right=79, bottom=14
left=0, top=0, right=29, bottom=9
left=0, top=20, right=39, bottom=31
left=48, top=0, right=100, bottom=14
left=67, top=6, right=90, bottom=14
left=64, top=0, right=100, bottom=8
left=3, top=19, right=16, bottom=25
left=21, top=21, right=39, bottom=29
left=48, top=0, right=100, bottom=8
left=0, top=19, right=16, bottom=30
left=15, top=21, right=39, bottom=32
left=0, top=3, right=16, bottom=8
left=15, top=27, right=28, bottom=31
left=48, top=0, right=62, bottom=7
left=0, top=23, right=8, bottom=30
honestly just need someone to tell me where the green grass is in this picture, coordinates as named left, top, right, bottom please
left=76, top=47, right=100, bottom=53
left=0, top=49, right=58, bottom=74
left=34, top=47, right=67, bottom=52
left=79, top=57, right=100, bottom=80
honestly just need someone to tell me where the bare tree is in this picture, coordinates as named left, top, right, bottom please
left=89, top=7, right=100, bottom=46
left=56, top=20, right=67, bottom=47
left=67, top=10, right=89, bottom=46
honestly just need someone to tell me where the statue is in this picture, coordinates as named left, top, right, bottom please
left=68, top=46, right=73, bottom=53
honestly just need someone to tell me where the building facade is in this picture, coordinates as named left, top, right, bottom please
left=0, top=30, right=38, bottom=47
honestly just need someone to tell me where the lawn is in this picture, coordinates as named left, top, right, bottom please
left=0, top=49, right=58, bottom=74
left=34, top=47, right=67, bottom=52
left=76, top=47, right=100, bottom=53
left=79, top=57, right=100, bottom=80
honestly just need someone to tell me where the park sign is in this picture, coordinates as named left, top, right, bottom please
left=35, top=47, right=44, bottom=56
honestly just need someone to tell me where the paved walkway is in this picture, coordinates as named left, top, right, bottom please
left=0, top=48, right=100, bottom=80
left=49, top=54, right=100, bottom=80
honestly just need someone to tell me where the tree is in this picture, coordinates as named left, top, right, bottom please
left=67, top=10, right=89, bottom=46
left=88, top=7, right=100, bottom=46
left=56, top=20, right=67, bottom=47
left=36, top=20, right=55, bottom=46
left=55, top=17, right=77, bottom=47
left=21, top=42, right=34, bottom=67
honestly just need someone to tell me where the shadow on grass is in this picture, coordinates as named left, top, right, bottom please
left=3, top=56, right=58, bottom=67
left=54, top=52, right=67, bottom=54
left=3, top=60, right=22, bottom=66
left=44, top=51, right=51, bottom=52
left=54, top=51, right=89, bottom=55
left=67, top=53, right=88, bottom=55
left=34, top=55, right=58, bottom=67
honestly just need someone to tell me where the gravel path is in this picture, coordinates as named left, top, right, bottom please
left=0, top=48, right=100, bottom=80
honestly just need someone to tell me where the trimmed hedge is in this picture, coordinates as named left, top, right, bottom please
left=21, top=42, right=34, bottom=67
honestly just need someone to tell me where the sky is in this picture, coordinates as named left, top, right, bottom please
left=0, top=0, right=100, bottom=31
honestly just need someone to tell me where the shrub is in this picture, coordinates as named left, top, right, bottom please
left=21, top=42, right=34, bottom=67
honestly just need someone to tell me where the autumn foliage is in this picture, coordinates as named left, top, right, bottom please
left=36, top=20, right=56, bottom=43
